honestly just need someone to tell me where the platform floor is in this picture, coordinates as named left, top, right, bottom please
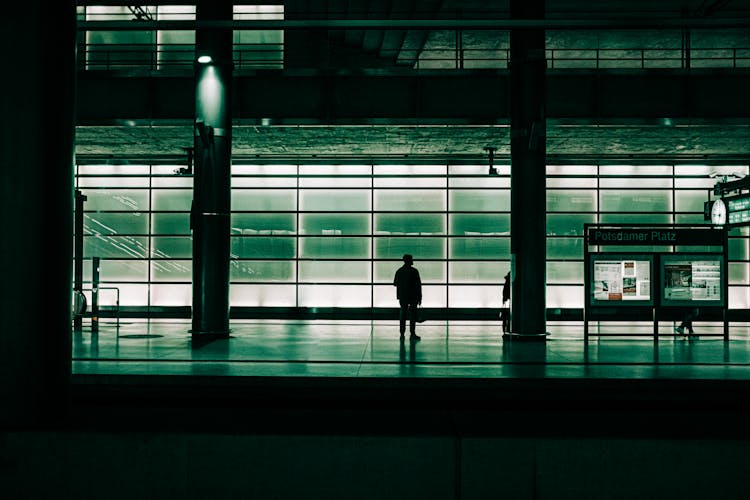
left=72, top=319, right=750, bottom=380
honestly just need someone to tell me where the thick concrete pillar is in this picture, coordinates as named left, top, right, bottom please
left=0, top=2, right=76, bottom=426
left=509, top=0, right=547, bottom=339
left=192, top=0, right=233, bottom=338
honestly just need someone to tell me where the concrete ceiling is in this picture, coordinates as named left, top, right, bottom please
left=74, top=123, right=750, bottom=160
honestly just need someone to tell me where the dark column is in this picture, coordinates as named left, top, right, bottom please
left=0, top=2, right=76, bottom=426
left=192, top=0, right=233, bottom=338
left=73, top=189, right=86, bottom=330
left=509, top=0, right=547, bottom=339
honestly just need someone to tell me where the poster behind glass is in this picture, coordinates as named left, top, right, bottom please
left=590, top=254, right=653, bottom=306
left=661, top=255, right=724, bottom=307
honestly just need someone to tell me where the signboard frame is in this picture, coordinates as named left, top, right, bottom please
left=587, top=253, right=655, bottom=307
left=659, top=253, right=726, bottom=308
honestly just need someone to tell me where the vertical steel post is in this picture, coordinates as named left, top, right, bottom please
left=74, top=189, right=86, bottom=330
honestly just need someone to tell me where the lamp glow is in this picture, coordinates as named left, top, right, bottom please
left=197, top=55, right=213, bottom=64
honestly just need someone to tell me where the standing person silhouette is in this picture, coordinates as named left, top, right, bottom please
left=676, top=307, right=699, bottom=337
left=501, top=271, right=511, bottom=334
left=393, top=253, right=422, bottom=341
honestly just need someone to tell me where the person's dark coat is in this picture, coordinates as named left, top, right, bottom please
left=394, top=265, right=422, bottom=304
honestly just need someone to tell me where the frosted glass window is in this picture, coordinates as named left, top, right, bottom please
left=374, top=285, right=447, bottom=307
left=547, top=190, right=596, bottom=212
left=77, top=177, right=149, bottom=188
left=231, top=237, right=295, bottom=258
left=546, top=285, right=583, bottom=308
left=152, top=213, right=190, bottom=235
left=674, top=178, right=716, bottom=189
left=450, top=190, right=507, bottom=212
left=547, top=262, right=584, bottom=284
left=546, top=214, right=595, bottom=236
left=150, top=284, right=191, bottom=306
left=301, top=214, right=370, bottom=235
left=97, top=284, right=149, bottom=307
left=546, top=177, right=597, bottom=188
left=450, top=237, right=509, bottom=260
left=375, top=237, right=446, bottom=259
left=674, top=165, right=748, bottom=177
left=675, top=214, right=706, bottom=224
left=599, top=178, right=672, bottom=188
left=151, top=237, right=192, bottom=258
left=300, top=177, right=371, bottom=188
left=300, top=237, right=370, bottom=258
left=450, top=164, right=511, bottom=176
left=729, top=287, right=749, bottom=309
left=233, top=189, right=296, bottom=211
left=546, top=238, right=583, bottom=259
left=232, top=165, right=297, bottom=175
left=300, top=190, right=371, bottom=211
left=234, top=5, right=284, bottom=69
left=151, top=189, right=192, bottom=211
left=231, top=213, right=296, bottom=233
left=82, top=260, right=148, bottom=282
left=449, top=262, right=507, bottom=283
left=80, top=288, right=127, bottom=308
left=83, top=189, right=149, bottom=211
left=230, top=284, right=296, bottom=307
left=375, top=165, right=446, bottom=176
left=374, top=261, right=446, bottom=283
left=729, top=238, right=749, bottom=260
left=546, top=165, right=597, bottom=176
left=299, top=261, right=371, bottom=283
left=298, top=285, right=371, bottom=307
left=84, top=213, right=148, bottom=235
left=231, top=260, right=295, bottom=282
left=675, top=190, right=709, bottom=212
left=599, top=165, right=672, bottom=176
left=156, top=6, right=195, bottom=68
left=449, top=177, right=509, bottom=188
left=374, top=190, right=446, bottom=211
left=84, top=236, right=149, bottom=258
left=448, top=286, right=502, bottom=308
left=300, top=165, right=371, bottom=176
left=598, top=213, right=672, bottom=224
left=77, top=165, right=150, bottom=176
left=600, top=190, right=671, bottom=212
left=450, top=214, right=509, bottom=235
left=151, top=260, right=191, bottom=282
left=232, top=177, right=297, bottom=188
left=151, top=177, right=192, bottom=188
left=729, top=263, right=749, bottom=284
left=376, top=214, right=445, bottom=234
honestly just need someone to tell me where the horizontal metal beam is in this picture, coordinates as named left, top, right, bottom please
left=77, top=17, right=750, bottom=31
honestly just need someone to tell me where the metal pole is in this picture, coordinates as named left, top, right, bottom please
left=74, top=189, right=86, bottom=330
left=92, top=256, right=100, bottom=334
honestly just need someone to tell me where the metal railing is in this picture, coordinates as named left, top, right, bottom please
left=80, top=42, right=750, bottom=71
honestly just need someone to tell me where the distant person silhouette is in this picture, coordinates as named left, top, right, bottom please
left=675, top=307, right=699, bottom=336
left=393, top=253, right=422, bottom=341
left=501, top=271, right=511, bottom=333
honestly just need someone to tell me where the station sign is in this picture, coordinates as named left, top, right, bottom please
left=588, top=228, right=724, bottom=246
left=725, top=193, right=750, bottom=226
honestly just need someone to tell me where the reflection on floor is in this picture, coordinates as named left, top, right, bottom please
left=72, top=319, right=750, bottom=380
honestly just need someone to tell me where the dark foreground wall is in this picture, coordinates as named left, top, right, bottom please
left=1, top=432, right=749, bottom=499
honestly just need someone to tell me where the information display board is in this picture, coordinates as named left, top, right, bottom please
left=726, top=193, right=750, bottom=226
left=660, top=254, right=725, bottom=307
left=589, top=254, right=653, bottom=306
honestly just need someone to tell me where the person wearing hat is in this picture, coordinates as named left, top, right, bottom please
left=501, top=271, right=511, bottom=333
left=393, top=253, right=422, bottom=341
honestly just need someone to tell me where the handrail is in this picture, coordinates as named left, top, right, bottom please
left=80, top=42, right=750, bottom=71
left=81, top=286, right=120, bottom=328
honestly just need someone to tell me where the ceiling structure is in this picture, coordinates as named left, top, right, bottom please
left=73, top=0, right=750, bottom=161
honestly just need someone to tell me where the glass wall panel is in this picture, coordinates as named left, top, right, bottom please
left=450, top=237, right=509, bottom=260
left=84, top=213, right=148, bottom=235
left=151, top=189, right=192, bottom=211
left=300, top=189, right=371, bottom=211
left=547, top=285, right=583, bottom=308
left=376, top=213, right=445, bottom=234
left=77, top=177, right=149, bottom=188
left=300, top=237, right=370, bottom=258
left=546, top=238, right=583, bottom=259
left=599, top=190, right=671, bottom=212
left=450, top=190, right=507, bottom=212
left=546, top=214, right=594, bottom=236
left=449, top=177, right=509, bottom=188
left=151, top=177, right=192, bottom=188
left=302, top=214, right=369, bottom=235
left=231, top=236, right=296, bottom=259
left=83, top=260, right=148, bottom=282
left=450, top=214, right=509, bottom=235
left=729, top=287, right=750, bottom=309
left=449, top=262, right=507, bottom=283
left=598, top=213, right=672, bottom=224
left=299, top=261, right=370, bottom=283
left=151, top=237, right=192, bottom=258
left=151, top=260, right=191, bottom=282
left=231, top=213, right=296, bottom=233
left=83, top=189, right=149, bottom=211
left=375, top=237, right=446, bottom=259
left=675, top=190, right=709, bottom=212
left=599, top=178, right=672, bottom=188
left=230, top=284, right=296, bottom=307
left=375, top=190, right=446, bottom=211
left=231, top=260, right=295, bottom=282
left=150, top=284, right=191, bottom=306
left=729, top=238, right=749, bottom=260
left=299, top=285, right=371, bottom=307
left=547, top=190, right=596, bottom=212
left=373, top=285, right=448, bottom=307
left=84, top=236, right=149, bottom=258
left=233, top=189, right=296, bottom=211
left=448, top=286, right=501, bottom=308
left=729, top=263, right=749, bottom=284
left=547, top=262, right=584, bottom=284
left=152, top=213, right=190, bottom=235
